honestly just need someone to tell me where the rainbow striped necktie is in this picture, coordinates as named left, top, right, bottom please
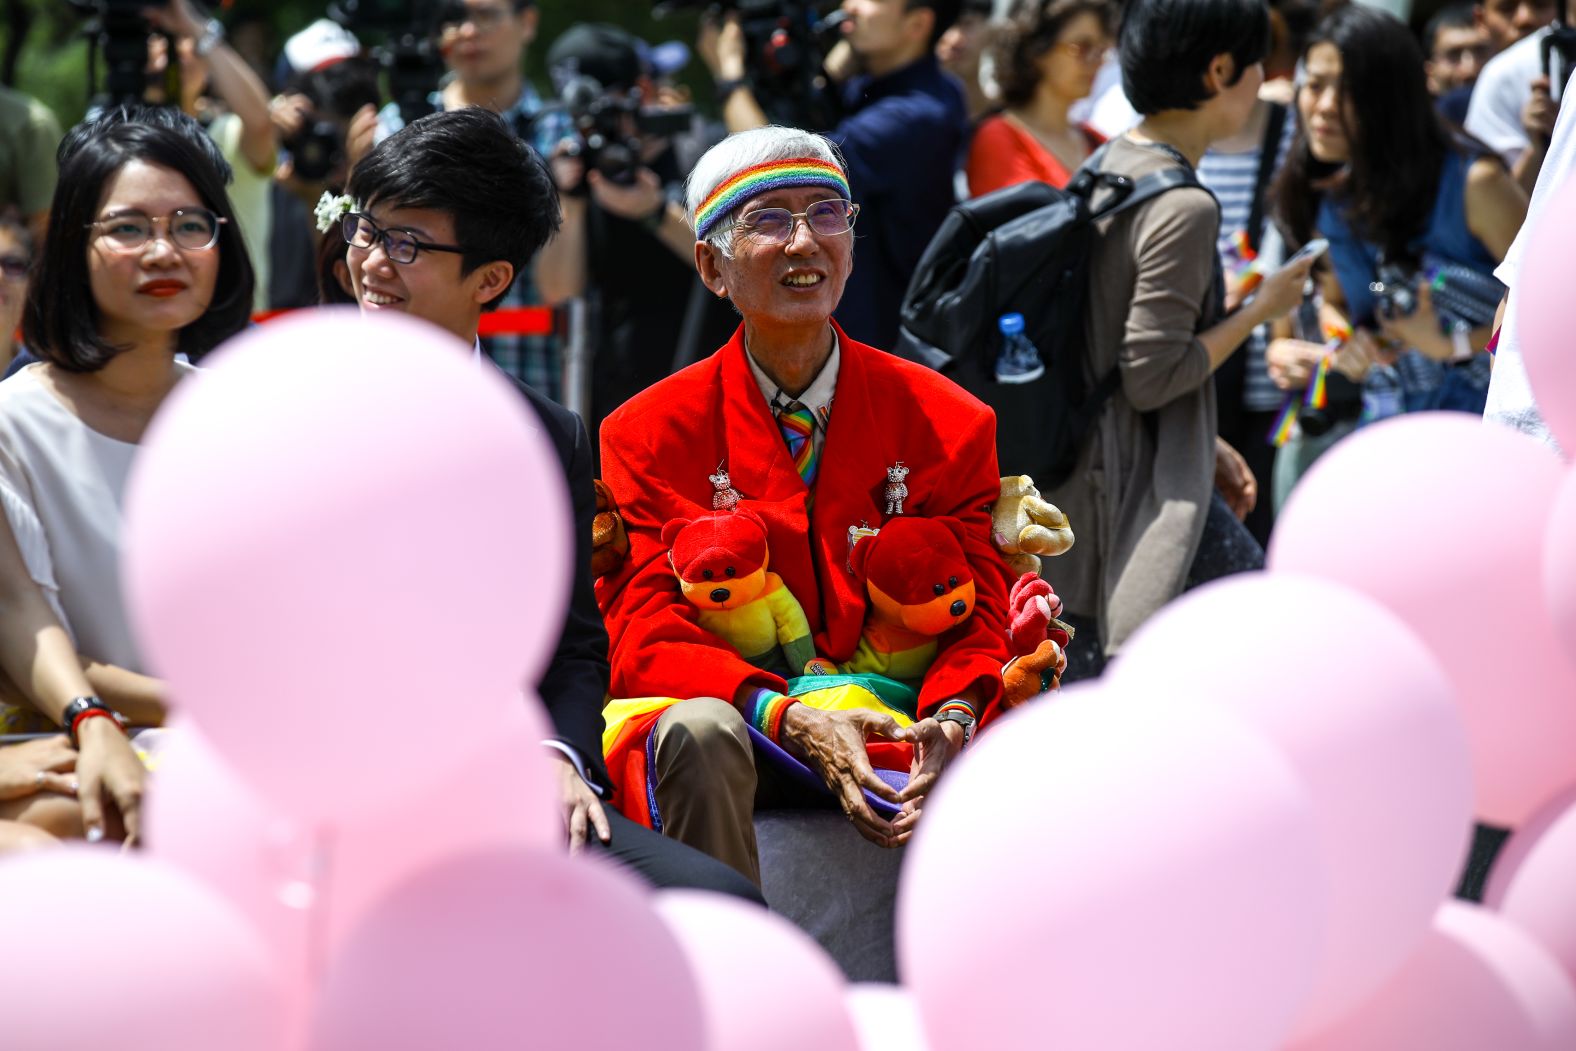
left=777, top=400, right=819, bottom=488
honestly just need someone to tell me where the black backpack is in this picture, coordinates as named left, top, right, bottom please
left=893, top=157, right=1209, bottom=489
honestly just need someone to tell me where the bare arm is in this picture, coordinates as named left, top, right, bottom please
left=1465, top=156, right=1529, bottom=263
left=149, top=0, right=277, bottom=174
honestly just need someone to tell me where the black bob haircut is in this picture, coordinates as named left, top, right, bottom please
left=24, top=105, right=254, bottom=373
left=909, top=0, right=965, bottom=49
left=1119, top=0, right=1271, bottom=116
left=347, top=108, right=560, bottom=311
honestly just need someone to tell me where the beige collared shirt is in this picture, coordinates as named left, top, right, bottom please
left=746, top=332, right=841, bottom=470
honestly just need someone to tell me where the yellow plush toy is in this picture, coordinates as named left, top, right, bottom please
left=991, top=475, right=1075, bottom=578
left=663, top=508, right=817, bottom=678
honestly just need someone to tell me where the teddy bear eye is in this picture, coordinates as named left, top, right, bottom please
left=948, top=576, right=959, bottom=588
left=702, top=569, right=714, bottom=580
left=933, top=583, right=945, bottom=596
left=726, top=566, right=737, bottom=578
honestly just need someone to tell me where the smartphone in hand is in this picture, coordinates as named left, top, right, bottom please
left=1280, top=238, right=1330, bottom=271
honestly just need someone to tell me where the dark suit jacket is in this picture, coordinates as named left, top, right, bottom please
left=510, top=376, right=612, bottom=791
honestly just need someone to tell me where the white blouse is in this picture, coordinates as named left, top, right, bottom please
left=0, top=362, right=194, bottom=672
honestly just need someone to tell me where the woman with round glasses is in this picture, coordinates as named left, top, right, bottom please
left=967, top=0, right=1116, bottom=196
left=594, top=126, right=1015, bottom=875
left=0, top=108, right=253, bottom=764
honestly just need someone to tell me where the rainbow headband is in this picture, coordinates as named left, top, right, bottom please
left=694, top=158, right=849, bottom=240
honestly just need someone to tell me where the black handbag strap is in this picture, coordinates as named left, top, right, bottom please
left=1246, top=102, right=1288, bottom=254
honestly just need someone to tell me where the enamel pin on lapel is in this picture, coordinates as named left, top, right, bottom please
left=847, top=521, right=879, bottom=574
left=883, top=462, right=910, bottom=517
left=709, top=463, right=741, bottom=511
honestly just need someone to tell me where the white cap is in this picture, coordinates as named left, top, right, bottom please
left=283, top=19, right=361, bottom=76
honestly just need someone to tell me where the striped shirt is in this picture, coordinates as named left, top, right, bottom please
left=1198, top=111, right=1298, bottom=412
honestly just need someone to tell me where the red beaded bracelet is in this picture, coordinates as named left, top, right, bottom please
left=70, top=707, right=126, bottom=742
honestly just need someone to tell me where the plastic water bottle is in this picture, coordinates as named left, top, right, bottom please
left=995, top=312, right=1045, bottom=384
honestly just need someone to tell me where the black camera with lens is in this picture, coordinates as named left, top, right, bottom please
left=1369, top=262, right=1421, bottom=322
left=552, top=75, right=695, bottom=188
left=285, top=120, right=344, bottom=183
left=330, top=0, right=444, bottom=127
left=68, top=0, right=171, bottom=107
left=655, top=0, right=844, bottom=130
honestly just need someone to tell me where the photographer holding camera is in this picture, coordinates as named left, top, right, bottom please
left=533, top=24, right=705, bottom=434
left=700, top=0, right=968, bottom=352
left=134, top=0, right=277, bottom=311
left=370, top=0, right=571, bottom=397
left=1466, top=0, right=1575, bottom=195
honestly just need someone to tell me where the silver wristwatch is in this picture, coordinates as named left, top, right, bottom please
left=934, top=709, right=977, bottom=748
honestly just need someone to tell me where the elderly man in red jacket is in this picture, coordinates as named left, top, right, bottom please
left=596, top=125, right=1012, bottom=886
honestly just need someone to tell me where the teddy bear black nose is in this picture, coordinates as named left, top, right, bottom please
left=950, top=599, right=967, bottom=617
left=710, top=587, right=731, bottom=603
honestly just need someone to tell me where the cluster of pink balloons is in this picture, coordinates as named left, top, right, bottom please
left=8, top=224, right=1576, bottom=1050
left=889, top=396, right=1576, bottom=1047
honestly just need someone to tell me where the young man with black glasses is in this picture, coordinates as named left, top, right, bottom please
left=344, top=107, right=763, bottom=901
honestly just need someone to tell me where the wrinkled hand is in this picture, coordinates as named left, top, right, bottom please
left=1522, top=75, right=1557, bottom=142
left=781, top=705, right=903, bottom=847
left=588, top=169, right=667, bottom=223
left=0, top=736, right=78, bottom=802
left=1214, top=436, right=1257, bottom=520
left=1266, top=337, right=1327, bottom=391
left=552, top=753, right=611, bottom=854
left=1247, top=253, right=1317, bottom=324
left=889, top=718, right=965, bottom=842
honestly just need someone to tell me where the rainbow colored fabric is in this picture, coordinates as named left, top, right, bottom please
left=777, top=402, right=819, bottom=487
left=694, top=158, right=850, bottom=240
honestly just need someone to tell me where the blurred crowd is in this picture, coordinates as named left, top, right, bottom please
left=0, top=0, right=1569, bottom=882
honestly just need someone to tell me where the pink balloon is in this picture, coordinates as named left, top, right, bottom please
left=845, top=985, right=930, bottom=1051
left=1543, top=468, right=1576, bottom=677
left=1514, top=180, right=1576, bottom=452
left=1112, top=573, right=1473, bottom=1039
left=1269, top=412, right=1576, bottom=826
left=1289, top=903, right=1576, bottom=1051
left=147, top=703, right=558, bottom=965
left=0, top=847, right=290, bottom=1051
left=655, top=891, right=860, bottom=1051
left=308, top=847, right=704, bottom=1051
left=1483, top=786, right=1576, bottom=986
left=122, top=309, right=571, bottom=823
left=898, top=685, right=1326, bottom=1051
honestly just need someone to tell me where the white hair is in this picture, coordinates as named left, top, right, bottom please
left=684, top=126, right=847, bottom=259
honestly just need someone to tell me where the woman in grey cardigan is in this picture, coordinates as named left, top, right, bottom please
left=1049, top=0, right=1315, bottom=679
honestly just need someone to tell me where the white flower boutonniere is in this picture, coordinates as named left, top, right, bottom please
left=314, top=191, right=356, bottom=234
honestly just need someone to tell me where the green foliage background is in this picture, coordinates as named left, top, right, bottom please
left=0, top=0, right=708, bottom=127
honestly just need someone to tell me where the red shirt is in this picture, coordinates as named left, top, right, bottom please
left=966, top=113, right=1106, bottom=197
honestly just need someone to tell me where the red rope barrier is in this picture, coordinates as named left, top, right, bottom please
left=252, top=306, right=556, bottom=337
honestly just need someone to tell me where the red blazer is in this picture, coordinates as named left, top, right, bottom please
left=597, top=323, right=1012, bottom=719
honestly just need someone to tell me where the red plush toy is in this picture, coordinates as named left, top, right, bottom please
left=808, top=515, right=977, bottom=682
left=1007, top=573, right=1071, bottom=656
